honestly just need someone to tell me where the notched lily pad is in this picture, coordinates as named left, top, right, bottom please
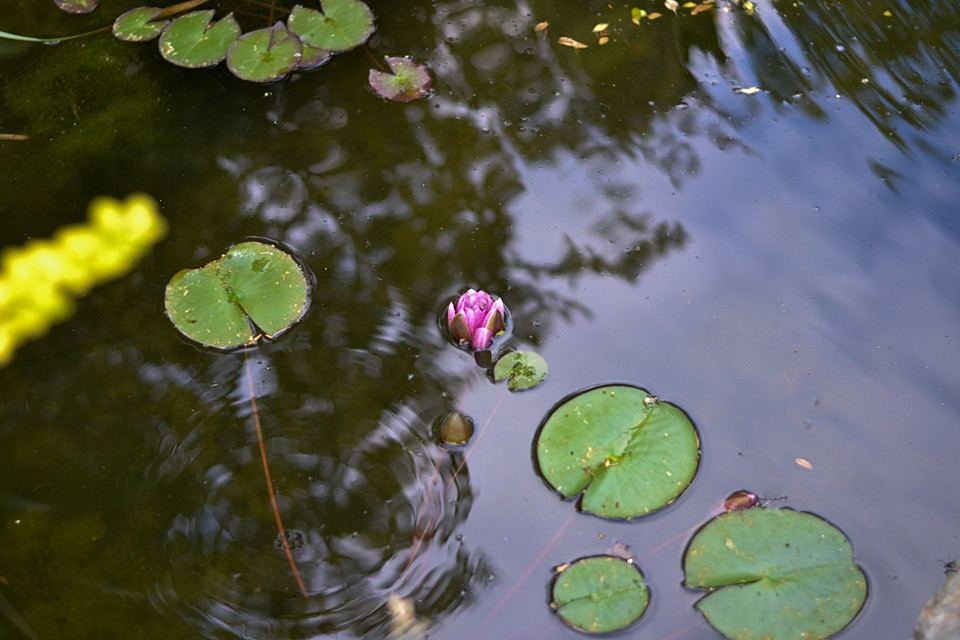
left=227, top=22, right=302, bottom=83
left=683, top=507, right=867, bottom=640
left=493, top=350, right=547, bottom=390
left=288, top=0, right=375, bottom=53
left=535, top=385, right=700, bottom=519
left=550, top=555, right=649, bottom=634
left=159, top=10, right=241, bottom=69
left=369, top=56, right=432, bottom=102
left=113, top=7, right=168, bottom=42
left=164, top=241, right=311, bottom=350
left=55, top=0, right=99, bottom=14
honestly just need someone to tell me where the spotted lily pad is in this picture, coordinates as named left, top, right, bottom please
left=164, top=241, right=311, bottom=350
left=54, top=0, right=99, bottom=14
left=227, top=22, right=302, bottom=83
left=493, top=350, right=547, bottom=390
left=683, top=508, right=867, bottom=640
left=550, top=555, right=649, bottom=634
left=159, top=10, right=241, bottom=69
left=288, top=0, right=375, bottom=53
left=368, top=56, right=432, bottom=102
left=535, top=385, right=700, bottom=519
left=113, top=7, right=167, bottom=42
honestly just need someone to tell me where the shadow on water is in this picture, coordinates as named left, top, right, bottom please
left=1, top=0, right=960, bottom=637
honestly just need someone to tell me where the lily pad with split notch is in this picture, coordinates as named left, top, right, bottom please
left=369, top=57, right=432, bottom=102
left=158, top=10, right=241, bottom=69
left=550, top=555, right=650, bottom=634
left=683, top=507, right=867, bottom=640
left=113, top=7, right=168, bottom=42
left=227, top=22, right=302, bottom=83
left=288, top=0, right=375, bottom=53
left=164, top=241, right=311, bottom=350
left=535, top=385, right=700, bottom=519
left=493, top=350, right=547, bottom=390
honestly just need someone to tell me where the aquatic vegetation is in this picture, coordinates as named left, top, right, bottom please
left=492, top=350, right=548, bottom=390
left=446, top=288, right=507, bottom=350
left=164, top=240, right=310, bottom=350
left=368, top=57, right=432, bottom=102
left=0, top=194, right=166, bottom=366
left=549, top=555, right=649, bottom=634
left=683, top=507, right=867, bottom=639
left=535, top=385, right=700, bottom=519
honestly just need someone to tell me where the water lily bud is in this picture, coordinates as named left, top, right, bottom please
left=446, top=288, right=507, bottom=350
left=433, top=410, right=474, bottom=447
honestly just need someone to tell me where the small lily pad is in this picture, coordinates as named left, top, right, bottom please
left=288, top=0, right=375, bottom=53
left=227, top=22, right=302, bottom=83
left=535, top=385, right=700, bottom=519
left=113, top=7, right=168, bottom=42
left=683, top=508, right=867, bottom=640
left=54, top=0, right=99, bottom=14
left=493, top=350, right=547, bottom=390
left=368, top=56, right=432, bottom=102
left=159, top=10, right=241, bottom=69
left=164, top=241, right=310, bottom=350
left=550, top=555, right=649, bottom=634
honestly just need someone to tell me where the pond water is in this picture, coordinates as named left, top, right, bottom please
left=2, top=0, right=960, bottom=638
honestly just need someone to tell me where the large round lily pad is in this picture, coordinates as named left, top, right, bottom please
left=113, top=7, right=167, bottom=42
left=158, top=10, right=241, bottom=69
left=227, top=22, right=302, bottom=83
left=164, top=241, right=310, bottom=349
left=550, top=555, right=649, bottom=634
left=288, top=0, right=375, bottom=53
left=683, top=508, right=868, bottom=640
left=535, top=385, right=700, bottom=519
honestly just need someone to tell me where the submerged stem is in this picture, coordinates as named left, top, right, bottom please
left=244, top=351, right=309, bottom=599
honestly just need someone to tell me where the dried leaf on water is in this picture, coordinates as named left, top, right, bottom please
left=558, top=36, right=587, bottom=49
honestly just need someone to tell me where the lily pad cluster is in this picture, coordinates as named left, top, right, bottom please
left=533, top=384, right=865, bottom=637
left=112, top=0, right=375, bottom=83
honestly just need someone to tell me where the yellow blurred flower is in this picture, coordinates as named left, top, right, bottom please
left=0, top=193, right=167, bottom=366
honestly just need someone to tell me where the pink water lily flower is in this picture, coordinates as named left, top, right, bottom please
left=446, top=289, right=507, bottom=350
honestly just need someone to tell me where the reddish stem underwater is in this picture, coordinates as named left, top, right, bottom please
left=244, top=353, right=309, bottom=599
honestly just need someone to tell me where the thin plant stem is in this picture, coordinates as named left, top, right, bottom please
left=446, top=387, right=508, bottom=491
left=477, top=510, right=577, bottom=630
left=244, top=351, right=309, bottom=599
left=402, top=384, right=509, bottom=581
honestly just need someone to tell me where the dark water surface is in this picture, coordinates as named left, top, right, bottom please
left=2, top=0, right=960, bottom=638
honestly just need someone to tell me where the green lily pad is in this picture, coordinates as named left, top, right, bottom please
left=288, top=0, right=375, bottom=53
left=535, top=385, right=700, bottom=519
left=368, top=56, right=432, bottom=102
left=227, top=22, right=302, bottom=83
left=158, top=10, right=241, bottom=69
left=113, top=7, right=167, bottom=42
left=550, top=555, right=649, bottom=634
left=54, top=0, right=99, bottom=14
left=164, top=241, right=310, bottom=350
left=493, top=350, right=547, bottom=390
left=683, top=508, right=868, bottom=640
